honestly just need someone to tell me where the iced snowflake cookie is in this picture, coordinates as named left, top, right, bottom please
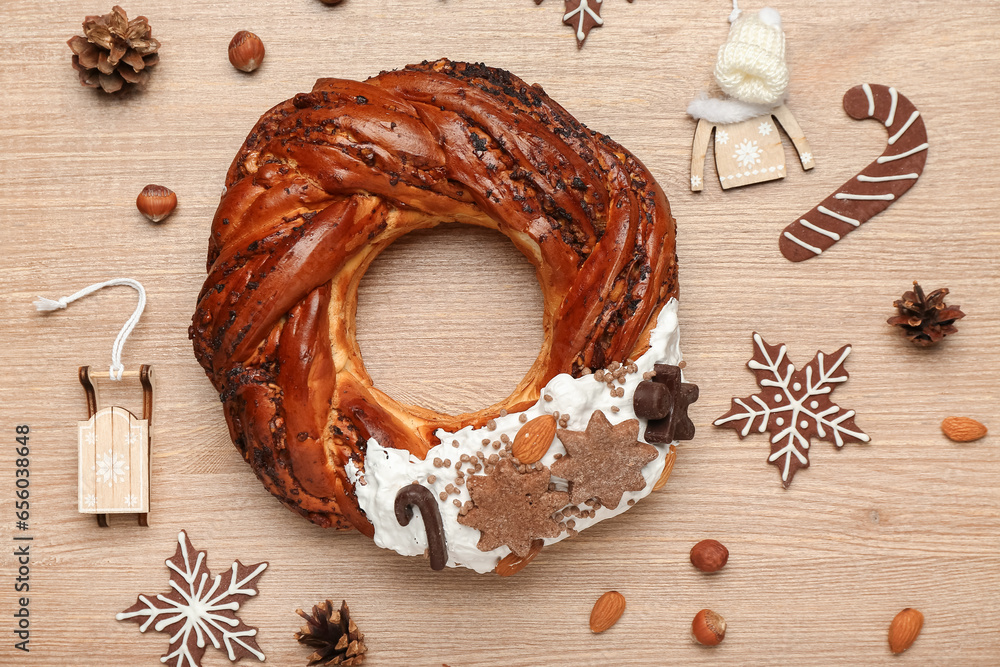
left=117, top=531, right=267, bottom=667
left=190, top=60, right=696, bottom=574
left=714, top=333, right=869, bottom=487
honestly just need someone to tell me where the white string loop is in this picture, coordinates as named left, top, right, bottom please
left=34, top=279, right=147, bottom=380
left=729, top=0, right=742, bottom=23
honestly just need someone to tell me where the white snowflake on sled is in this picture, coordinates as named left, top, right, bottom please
left=93, top=451, right=129, bottom=486
left=714, top=333, right=870, bottom=487
left=117, top=531, right=268, bottom=667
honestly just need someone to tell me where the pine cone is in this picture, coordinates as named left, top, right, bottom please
left=887, top=281, right=965, bottom=347
left=295, top=600, right=367, bottom=666
left=67, top=6, right=160, bottom=93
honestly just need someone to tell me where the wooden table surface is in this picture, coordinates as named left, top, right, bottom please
left=1, top=1, right=998, bottom=665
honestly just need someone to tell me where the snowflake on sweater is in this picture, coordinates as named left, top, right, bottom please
left=732, top=139, right=763, bottom=168
left=117, top=531, right=268, bottom=667
left=714, top=333, right=869, bottom=487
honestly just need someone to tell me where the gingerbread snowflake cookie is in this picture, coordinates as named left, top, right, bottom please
left=117, top=530, right=267, bottom=667
left=714, top=333, right=869, bottom=487
left=534, top=0, right=639, bottom=47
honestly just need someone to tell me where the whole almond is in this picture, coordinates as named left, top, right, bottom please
left=941, top=417, right=987, bottom=442
left=589, top=591, right=626, bottom=633
left=495, top=539, right=543, bottom=577
left=888, top=608, right=923, bottom=654
left=692, top=609, right=726, bottom=646
left=652, top=445, right=677, bottom=491
left=512, top=414, right=557, bottom=464
left=690, top=539, right=729, bottom=573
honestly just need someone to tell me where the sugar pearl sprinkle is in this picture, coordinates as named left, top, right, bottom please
left=346, top=300, right=685, bottom=573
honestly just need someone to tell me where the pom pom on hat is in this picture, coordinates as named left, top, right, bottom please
left=714, top=8, right=789, bottom=106
left=757, top=7, right=781, bottom=27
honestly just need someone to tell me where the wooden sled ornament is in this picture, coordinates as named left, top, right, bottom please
left=78, top=365, right=153, bottom=527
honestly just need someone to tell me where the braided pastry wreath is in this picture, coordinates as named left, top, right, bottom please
left=191, top=60, right=694, bottom=573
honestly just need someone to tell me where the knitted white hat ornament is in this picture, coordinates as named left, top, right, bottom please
left=714, top=7, right=789, bottom=106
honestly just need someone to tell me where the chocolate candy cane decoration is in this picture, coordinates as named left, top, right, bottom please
left=780, top=84, right=928, bottom=261
left=394, top=484, right=447, bottom=570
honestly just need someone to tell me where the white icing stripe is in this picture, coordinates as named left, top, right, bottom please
left=799, top=220, right=841, bottom=240
left=818, top=206, right=860, bottom=227
left=888, top=111, right=920, bottom=145
left=885, top=87, right=898, bottom=127
left=862, top=83, right=875, bottom=116
left=834, top=193, right=895, bottom=201
left=857, top=173, right=919, bottom=182
left=563, top=0, right=604, bottom=40
left=877, top=142, right=928, bottom=163
left=783, top=231, right=822, bottom=255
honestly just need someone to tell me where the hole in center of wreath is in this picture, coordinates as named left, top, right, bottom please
left=355, top=224, right=545, bottom=416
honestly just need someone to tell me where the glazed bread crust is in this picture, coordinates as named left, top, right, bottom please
left=190, top=60, right=676, bottom=533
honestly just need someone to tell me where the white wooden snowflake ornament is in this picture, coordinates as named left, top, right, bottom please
left=714, top=333, right=870, bottom=487
left=117, top=531, right=268, bottom=667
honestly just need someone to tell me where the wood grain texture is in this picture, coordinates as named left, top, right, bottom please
left=1, top=1, right=998, bottom=665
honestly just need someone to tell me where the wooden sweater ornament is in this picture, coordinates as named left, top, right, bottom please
left=688, top=3, right=813, bottom=191
left=34, top=279, right=154, bottom=527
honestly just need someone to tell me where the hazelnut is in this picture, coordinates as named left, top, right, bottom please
left=691, top=609, right=726, bottom=646
left=135, top=184, right=177, bottom=223
left=228, top=31, right=265, bottom=73
left=319, top=0, right=344, bottom=4
left=690, top=539, right=729, bottom=573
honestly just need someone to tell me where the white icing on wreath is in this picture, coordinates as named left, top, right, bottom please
left=348, top=299, right=684, bottom=573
